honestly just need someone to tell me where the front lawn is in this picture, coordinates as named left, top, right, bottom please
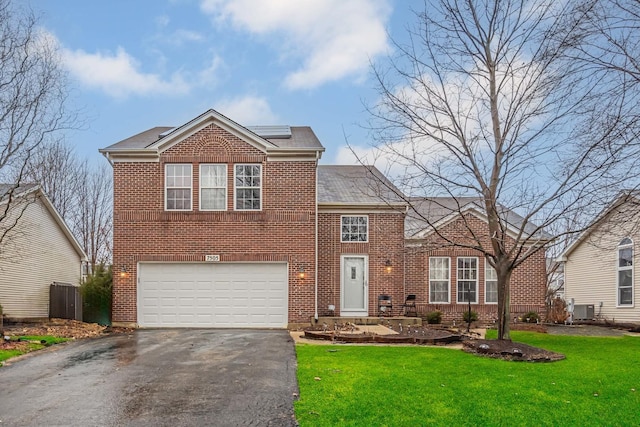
left=295, top=332, right=640, bottom=426
left=0, top=335, right=68, bottom=364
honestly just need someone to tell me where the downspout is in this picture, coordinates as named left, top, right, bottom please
left=314, top=151, right=319, bottom=322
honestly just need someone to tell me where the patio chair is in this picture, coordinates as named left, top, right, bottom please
left=378, top=294, right=393, bottom=316
left=402, top=294, right=417, bottom=317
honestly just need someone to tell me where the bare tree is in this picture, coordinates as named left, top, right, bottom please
left=366, top=0, right=640, bottom=340
left=0, top=0, right=73, bottom=252
left=73, top=162, right=112, bottom=270
left=15, top=141, right=113, bottom=271
left=15, top=139, right=82, bottom=219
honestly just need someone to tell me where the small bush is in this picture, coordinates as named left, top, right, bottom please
left=81, top=264, right=112, bottom=326
left=462, top=310, right=478, bottom=323
left=426, top=311, right=442, bottom=324
left=523, top=311, right=540, bottom=323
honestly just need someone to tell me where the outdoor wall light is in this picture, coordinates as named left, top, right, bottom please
left=299, top=266, right=305, bottom=279
left=385, top=259, right=393, bottom=273
left=120, top=265, right=129, bottom=278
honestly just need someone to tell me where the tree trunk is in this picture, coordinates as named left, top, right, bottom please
left=497, top=267, right=513, bottom=340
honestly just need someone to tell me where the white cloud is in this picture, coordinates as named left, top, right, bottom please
left=217, top=95, right=278, bottom=124
left=62, top=47, right=190, bottom=98
left=200, top=0, right=392, bottom=90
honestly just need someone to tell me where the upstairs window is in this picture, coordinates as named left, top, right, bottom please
left=618, top=237, right=633, bottom=306
left=457, top=257, right=478, bottom=303
left=429, top=257, right=450, bottom=303
left=485, top=260, right=498, bottom=304
left=200, top=164, right=227, bottom=210
left=341, top=216, right=368, bottom=242
left=235, top=164, right=261, bottom=210
left=165, top=164, right=192, bottom=211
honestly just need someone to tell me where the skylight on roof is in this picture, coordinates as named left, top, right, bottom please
left=246, top=125, right=291, bottom=139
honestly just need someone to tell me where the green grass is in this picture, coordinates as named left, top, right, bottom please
left=295, top=332, right=640, bottom=426
left=0, top=335, right=69, bottom=364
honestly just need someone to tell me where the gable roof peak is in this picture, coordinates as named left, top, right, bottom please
left=100, top=108, right=324, bottom=162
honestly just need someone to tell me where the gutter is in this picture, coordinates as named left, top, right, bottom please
left=314, top=151, right=320, bottom=322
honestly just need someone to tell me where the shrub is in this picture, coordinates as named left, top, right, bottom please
left=462, top=310, right=478, bottom=323
left=426, top=311, right=442, bottom=324
left=81, top=264, right=112, bottom=326
left=523, top=311, right=540, bottom=323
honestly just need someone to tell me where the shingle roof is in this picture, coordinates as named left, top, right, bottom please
left=317, top=165, right=405, bottom=206
left=405, top=197, right=550, bottom=240
left=0, top=183, right=39, bottom=202
left=103, top=125, right=322, bottom=151
left=266, top=126, right=323, bottom=149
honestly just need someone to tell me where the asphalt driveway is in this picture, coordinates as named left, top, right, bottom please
left=0, top=329, right=299, bottom=426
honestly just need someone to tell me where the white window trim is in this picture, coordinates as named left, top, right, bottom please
left=340, top=215, right=369, bottom=243
left=456, top=256, right=479, bottom=304
left=234, top=164, right=262, bottom=211
left=617, top=237, right=634, bottom=307
left=165, top=163, right=192, bottom=211
left=199, top=164, right=227, bottom=211
left=429, top=256, right=450, bottom=304
left=484, top=259, right=498, bottom=305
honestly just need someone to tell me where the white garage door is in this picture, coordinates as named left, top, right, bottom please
left=138, top=263, right=288, bottom=328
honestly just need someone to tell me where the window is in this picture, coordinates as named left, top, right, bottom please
left=165, top=164, right=192, bottom=210
left=200, top=164, right=227, bottom=210
left=457, top=257, right=478, bottom=303
left=618, top=237, right=633, bottom=306
left=341, top=216, right=368, bottom=242
left=485, top=260, right=498, bottom=304
left=234, top=164, right=261, bottom=210
left=429, top=257, right=450, bottom=303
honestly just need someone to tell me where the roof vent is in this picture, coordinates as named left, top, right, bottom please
left=158, top=128, right=175, bottom=139
left=247, top=125, right=291, bottom=139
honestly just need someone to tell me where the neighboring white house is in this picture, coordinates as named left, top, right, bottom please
left=0, top=184, right=87, bottom=320
left=560, top=192, right=640, bottom=324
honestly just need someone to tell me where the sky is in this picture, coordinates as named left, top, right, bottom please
left=26, top=0, right=419, bottom=167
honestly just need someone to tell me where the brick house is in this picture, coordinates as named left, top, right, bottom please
left=101, top=109, right=546, bottom=328
left=405, top=198, right=548, bottom=323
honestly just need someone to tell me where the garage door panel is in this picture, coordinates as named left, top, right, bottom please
left=138, top=263, right=288, bottom=328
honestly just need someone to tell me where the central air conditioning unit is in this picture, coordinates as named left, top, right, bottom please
left=573, top=304, right=595, bottom=320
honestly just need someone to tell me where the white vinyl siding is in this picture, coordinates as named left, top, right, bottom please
left=165, top=164, right=192, bottom=211
left=0, top=199, right=82, bottom=318
left=429, top=257, right=450, bottom=303
left=234, top=164, right=261, bottom=210
left=564, top=207, right=640, bottom=322
left=457, top=257, right=478, bottom=303
left=341, top=216, right=368, bottom=242
left=485, top=260, right=498, bottom=304
left=200, top=164, right=227, bottom=210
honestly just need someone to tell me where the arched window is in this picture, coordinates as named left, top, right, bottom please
left=618, top=238, right=633, bottom=306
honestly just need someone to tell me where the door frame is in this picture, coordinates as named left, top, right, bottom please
left=340, top=254, right=369, bottom=316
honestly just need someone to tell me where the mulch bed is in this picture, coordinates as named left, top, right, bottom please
left=2, top=318, right=132, bottom=340
left=462, top=339, right=565, bottom=362
left=304, top=322, right=565, bottom=362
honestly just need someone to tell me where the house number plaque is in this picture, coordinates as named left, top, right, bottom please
left=205, top=255, right=220, bottom=262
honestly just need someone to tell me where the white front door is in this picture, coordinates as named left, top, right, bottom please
left=341, top=255, right=368, bottom=316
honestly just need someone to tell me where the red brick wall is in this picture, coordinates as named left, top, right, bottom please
left=111, top=124, right=317, bottom=324
left=405, top=214, right=546, bottom=323
left=317, top=211, right=406, bottom=317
